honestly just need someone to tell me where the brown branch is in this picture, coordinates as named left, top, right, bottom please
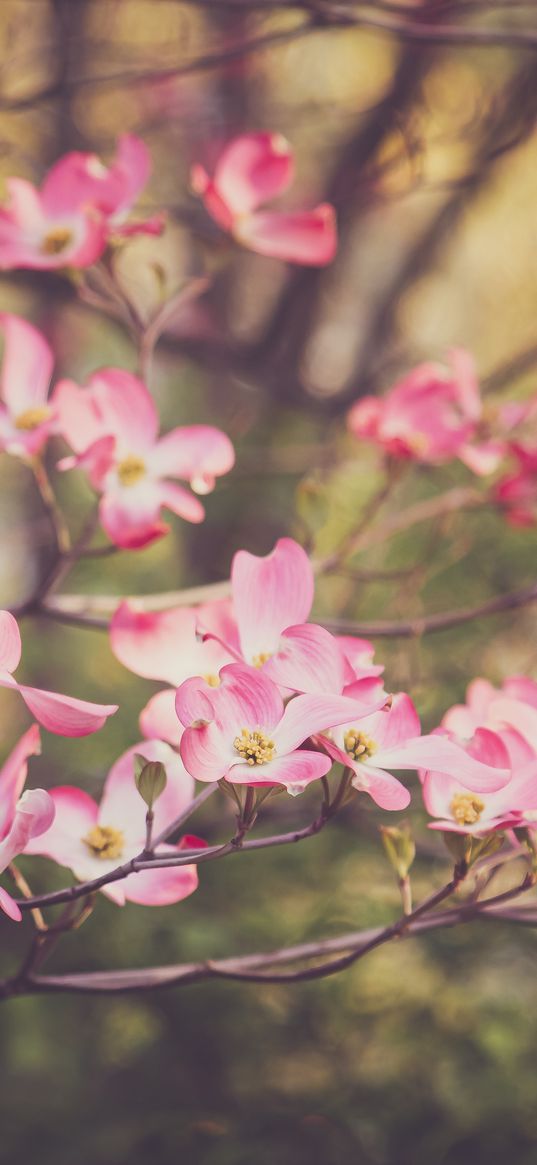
left=321, top=578, right=537, bottom=638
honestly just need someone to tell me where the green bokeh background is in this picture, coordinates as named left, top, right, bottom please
left=0, top=3, right=537, bottom=1162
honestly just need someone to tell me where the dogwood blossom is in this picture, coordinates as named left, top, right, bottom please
left=54, top=368, right=235, bottom=548
left=0, top=725, right=54, bottom=920
left=347, top=350, right=502, bottom=474
left=0, top=611, right=117, bottom=735
left=192, top=132, right=337, bottom=265
left=176, top=663, right=384, bottom=794
left=26, top=740, right=203, bottom=906
left=0, top=315, right=55, bottom=457
left=0, top=135, right=159, bottom=271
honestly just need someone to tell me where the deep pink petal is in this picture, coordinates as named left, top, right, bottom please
left=41, top=135, right=150, bottom=218
left=231, top=537, right=314, bottom=664
left=175, top=676, right=218, bottom=728
left=122, top=851, right=199, bottom=906
left=0, top=674, right=117, bottom=736
left=52, top=378, right=108, bottom=454
left=0, top=314, right=53, bottom=416
left=180, top=722, right=230, bottom=784
left=0, top=610, right=21, bottom=672
left=212, top=132, right=293, bottom=215
left=234, top=205, right=337, bottom=266
left=99, top=485, right=168, bottom=549
left=350, top=764, right=411, bottom=810
left=0, top=788, right=55, bottom=871
left=0, top=885, right=21, bottom=921
left=0, top=724, right=41, bottom=839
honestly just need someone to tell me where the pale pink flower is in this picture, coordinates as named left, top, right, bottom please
left=26, top=740, right=203, bottom=906
left=421, top=725, right=537, bottom=835
left=348, top=350, right=501, bottom=474
left=443, top=676, right=537, bottom=754
left=0, top=314, right=55, bottom=457
left=318, top=693, right=510, bottom=811
left=192, top=132, right=337, bottom=266
left=176, top=663, right=383, bottom=794
left=0, top=610, right=117, bottom=736
left=0, top=135, right=159, bottom=271
left=0, top=725, right=55, bottom=920
left=494, top=445, right=537, bottom=527
left=54, top=368, right=235, bottom=548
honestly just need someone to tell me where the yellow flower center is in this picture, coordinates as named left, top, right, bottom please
left=234, top=727, right=276, bottom=766
left=117, top=454, right=147, bottom=487
left=203, top=673, right=220, bottom=687
left=40, top=227, right=74, bottom=256
left=450, top=793, right=485, bottom=827
left=252, top=652, right=272, bottom=669
left=14, top=405, right=52, bottom=431
left=344, top=729, right=378, bottom=762
left=83, top=824, right=125, bottom=860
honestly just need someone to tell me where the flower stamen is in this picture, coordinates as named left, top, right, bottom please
left=83, top=824, right=125, bottom=860
left=14, top=405, right=52, bottom=431
left=344, top=729, right=377, bottom=762
left=41, top=227, right=74, bottom=256
left=252, top=652, right=272, bottom=669
left=234, top=727, right=276, bottom=766
left=117, top=454, right=146, bottom=486
left=450, top=793, right=485, bottom=826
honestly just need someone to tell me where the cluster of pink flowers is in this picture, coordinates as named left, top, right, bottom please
left=347, top=352, right=537, bottom=526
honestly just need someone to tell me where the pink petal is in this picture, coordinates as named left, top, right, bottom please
left=0, top=610, right=21, bottom=672
left=99, top=483, right=168, bottom=549
left=0, top=885, right=21, bottom=921
left=0, top=788, right=55, bottom=871
left=0, top=314, right=53, bottom=416
left=25, top=785, right=99, bottom=863
left=212, top=132, right=293, bottom=216
left=263, top=623, right=346, bottom=695
left=234, top=205, right=337, bottom=266
left=99, top=740, right=194, bottom=844
left=122, top=849, right=199, bottom=906
left=197, top=598, right=241, bottom=656
left=0, top=724, right=41, bottom=840
left=350, top=764, right=410, bottom=810
left=52, top=378, right=109, bottom=454
left=157, top=480, right=205, bottom=525
left=275, top=692, right=384, bottom=754
left=504, top=676, right=537, bottom=709
left=229, top=749, right=331, bottom=793
left=59, top=435, right=117, bottom=490
left=378, top=734, right=509, bottom=792
left=180, top=721, right=230, bottom=784
left=140, top=689, right=183, bottom=746
left=110, top=601, right=199, bottom=684
left=0, top=673, right=117, bottom=736
left=232, top=537, right=314, bottom=664
left=175, top=676, right=218, bottom=728
left=150, top=425, right=235, bottom=489
left=90, top=368, right=159, bottom=451
left=41, top=135, right=151, bottom=218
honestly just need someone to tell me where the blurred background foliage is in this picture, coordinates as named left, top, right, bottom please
left=0, top=1, right=537, bottom=1162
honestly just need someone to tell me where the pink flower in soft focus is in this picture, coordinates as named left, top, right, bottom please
left=317, top=693, right=510, bottom=811
left=0, top=725, right=55, bottom=920
left=176, top=662, right=383, bottom=794
left=347, top=350, right=502, bottom=474
left=26, top=740, right=203, bottom=906
left=0, top=315, right=55, bottom=457
left=421, top=724, right=537, bottom=835
left=494, top=445, right=537, bottom=527
left=0, top=610, right=117, bottom=736
left=192, top=132, right=337, bottom=266
left=443, top=676, right=537, bottom=753
left=0, top=135, right=159, bottom=271
left=53, top=368, right=235, bottom=548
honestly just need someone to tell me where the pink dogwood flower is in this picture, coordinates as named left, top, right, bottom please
left=347, top=350, right=501, bottom=474
left=192, top=132, right=337, bottom=266
left=176, top=663, right=384, bottom=794
left=26, top=740, right=203, bottom=906
left=443, top=676, right=537, bottom=754
left=317, top=693, right=510, bottom=811
left=494, top=445, right=537, bottom=527
left=0, top=314, right=55, bottom=457
left=421, top=725, right=537, bottom=835
left=0, top=610, right=117, bottom=736
left=54, top=368, right=235, bottom=548
left=0, top=135, right=159, bottom=271
left=0, top=724, right=55, bottom=920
